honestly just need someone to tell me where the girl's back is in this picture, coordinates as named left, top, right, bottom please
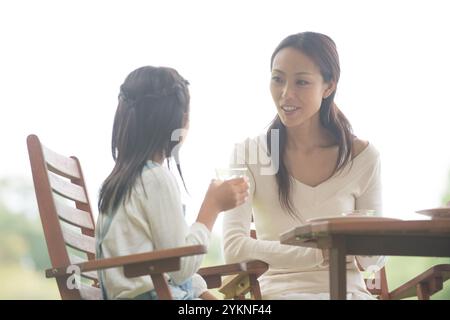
left=96, top=66, right=249, bottom=300
left=97, top=161, right=210, bottom=299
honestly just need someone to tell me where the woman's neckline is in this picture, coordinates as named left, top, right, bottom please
left=292, top=143, right=372, bottom=189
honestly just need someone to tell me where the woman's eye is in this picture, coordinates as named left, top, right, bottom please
left=271, top=76, right=283, bottom=83
left=296, top=80, right=309, bottom=86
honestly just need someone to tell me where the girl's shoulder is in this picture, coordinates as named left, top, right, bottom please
left=140, top=165, right=179, bottom=193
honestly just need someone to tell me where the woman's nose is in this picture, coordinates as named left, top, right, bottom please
left=281, top=82, right=295, bottom=99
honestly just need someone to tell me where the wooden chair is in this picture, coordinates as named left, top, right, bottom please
left=363, top=259, right=450, bottom=300
left=388, top=264, right=450, bottom=300
left=387, top=202, right=450, bottom=300
left=385, top=202, right=450, bottom=300
left=26, top=134, right=264, bottom=300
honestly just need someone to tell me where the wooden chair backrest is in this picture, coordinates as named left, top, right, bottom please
left=27, top=134, right=101, bottom=300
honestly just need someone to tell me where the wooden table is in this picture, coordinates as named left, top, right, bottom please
left=280, top=219, right=450, bottom=300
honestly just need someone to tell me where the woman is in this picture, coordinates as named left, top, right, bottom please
left=222, top=32, right=384, bottom=300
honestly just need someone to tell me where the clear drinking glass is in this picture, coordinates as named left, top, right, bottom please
left=215, top=167, right=248, bottom=180
left=341, top=209, right=377, bottom=217
left=215, top=167, right=250, bottom=204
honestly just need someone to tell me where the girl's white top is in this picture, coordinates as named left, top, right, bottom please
left=97, top=164, right=210, bottom=299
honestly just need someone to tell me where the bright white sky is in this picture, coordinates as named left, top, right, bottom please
left=1, top=0, right=449, bottom=233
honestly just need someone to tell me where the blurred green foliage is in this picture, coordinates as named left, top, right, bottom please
left=0, top=208, right=50, bottom=270
left=441, top=170, right=450, bottom=206
left=0, top=178, right=59, bottom=299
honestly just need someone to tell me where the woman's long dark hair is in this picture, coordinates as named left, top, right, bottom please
left=98, top=66, right=190, bottom=214
left=266, top=32, right=354, bottom=216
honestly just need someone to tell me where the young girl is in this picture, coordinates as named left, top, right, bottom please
left=96, top=66, right=249, bottom=300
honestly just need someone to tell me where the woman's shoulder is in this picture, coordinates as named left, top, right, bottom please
left=352, top=138, right=369, bottom=158
left=351, top=137, right=380, bottom=163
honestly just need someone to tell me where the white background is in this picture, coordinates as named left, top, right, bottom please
left=1, top=0, right=449, bottom=232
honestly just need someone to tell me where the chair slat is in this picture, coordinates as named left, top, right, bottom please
left=79, top=283, right=102, bottom=300
left=49, top=173, right=88, bottom=203
left=54, top=199, right=94, bottom=230
left=69, top=254, right=88, bottom=265
left=42, top=144, right=81, bottom=180
left=62, top=226, right=96, bottom=254
left=69, top=255, right=99, bottom=281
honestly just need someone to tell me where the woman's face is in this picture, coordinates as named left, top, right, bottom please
left=270, top=47, right=335, bottom=128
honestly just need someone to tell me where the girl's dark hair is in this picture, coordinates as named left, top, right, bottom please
left=98, top=66, right=190, bottom=214
left=266, top=32, right=354, bottom=216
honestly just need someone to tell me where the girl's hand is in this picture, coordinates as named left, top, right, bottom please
left=196, top=177, right=249, bottom=231
left=204, top=177, right=249, bottom=213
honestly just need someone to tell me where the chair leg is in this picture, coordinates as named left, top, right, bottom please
left=428, top=276, right=443, bottom=295
left=416, top=282, right=430, bottom=300
left=151, top=274, right=173, bottom=300
left=249, top=274, right=262, bottom=300
left=379, top=267, right=390, bottom=300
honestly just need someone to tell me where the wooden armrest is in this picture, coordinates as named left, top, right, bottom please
left=215, top=260, right=268, bottom=298
left=240, top=260, right=269, bottom=275
left=46, top=245, right=207, bottom=278
left=389, top=264, right=450, bottom=299
left=198, top=263, right=245, bottom=277
left=198, top=260, right=269, bottom=290
left=198, top=263, right=247, bottom=289
left=219, top=273, right=251, bottom=299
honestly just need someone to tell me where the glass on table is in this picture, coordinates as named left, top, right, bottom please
left=341, top=209, right=377, bottom=217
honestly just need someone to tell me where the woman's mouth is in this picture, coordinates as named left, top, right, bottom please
left=281, top=105, right=301, bottom=116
